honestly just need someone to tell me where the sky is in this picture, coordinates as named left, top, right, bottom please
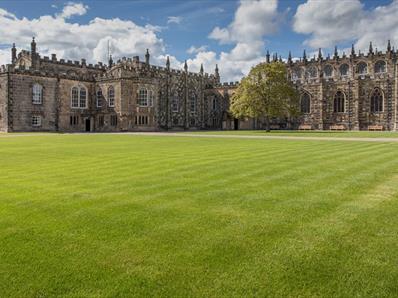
left=0, top=0, right=397, bottom=81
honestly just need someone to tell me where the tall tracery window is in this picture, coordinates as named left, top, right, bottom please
left=357, top=62, right=367, bottom=75
left=171, top=93, right=179, bottom=112
left=96, top=88, right=103, bottom=107
left=108, top=86, right=115, bottom=107
left=138, top=88, right=148, bottom=106
left=292, top=68, right=302, bottom=80
left=71, top=86, right=87, bottom=108
left=339, top=64, right=349, bottom=76
left=374, top=61, right=386, bottom=74
left=370, top=88, right=383, bottom=113
left=307, top=66, right=317, bottom=78
left=333, top=91, right=345, bottom=113
left=323, top=65, right=333, bottom=78
left=32, top=84, right=43, bottom=104
left=190, top=93, right=197, bottom=113
left=300, top=93, right=311, bottom=113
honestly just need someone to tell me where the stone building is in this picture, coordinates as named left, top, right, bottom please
left=0, top=38, right=228, bottom=132
left=275, top=42, right=397, bottom=131
left=1, top=38, right=397, bottom=132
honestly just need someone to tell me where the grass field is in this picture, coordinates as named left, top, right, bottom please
left=1, top=134, right=398, bottom=297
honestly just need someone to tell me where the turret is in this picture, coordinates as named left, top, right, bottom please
left=279, top=55, right=282, bottom=63
left=166, top=56, right=170, bottom=70
left=334, top=46, right=338, bottom=59
left=318, top=48, right=322, bottom=60
left=11, top=43, right=16, bottom=64
left=387, top=40, right=391, bottom=53
left=31, top=37, right=36, bottom=55
left=145, top=49, right=150, bottom=65
left=351, top=44, right=355, bottom=57
left=303, top=49, right=307, bottom=62
left=184, top=60, right=188, bottom=72
left=369, top=41, right=373, bottom=55
left=215, top=64, right=220, bottom=82
left=266, top=50, right=270, bottom=63
left=200, top=63, right=203, bottom=75
left=288, top=51, right=292, bottom=64
left=31, top=37, right=37, bottom=68
left=108, top=54, right=113, bottom=68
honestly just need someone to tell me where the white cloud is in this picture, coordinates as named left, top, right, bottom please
left=188, top=0, right=281, bottom=81
left=167, top=16, right=182, bottom=25
left=57, top=2, right=89, bottom=19
left=209, top=0, right=280, bottom=44
left=187, top=45, right=208, bottom=54
left=0, top=3, right=166, bottom=66
left=293, top=0, right=398, bottom=52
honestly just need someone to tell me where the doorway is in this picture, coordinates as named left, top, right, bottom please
left=234, top=119, right=239, bottom=130
left=85, top=118, right=91, bottom=132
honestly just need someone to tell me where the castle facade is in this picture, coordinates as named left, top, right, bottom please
left=0, top=38, right=397, bottom=132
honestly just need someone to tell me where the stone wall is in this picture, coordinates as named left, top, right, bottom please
left=9, top=73, right=58, bottom=132
left=0, top=74, right=8, bottom=132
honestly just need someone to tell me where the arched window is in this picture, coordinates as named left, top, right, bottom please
left=307, top=66, right=317, bottom=78
left=71, top=87, right=79, bottom=108
left=190, top=93, right=197, bottom=113
left=292, top=68, right=302, bottom=80
left=108, top=86, right=115, bottom=107
left=357, top=62, right=367, bottom=75
left=334, top=91, right=345, bottom=113
left=370, top=88, right=383, bottom=112
left=323, top=65, right=333, bottom=78
left=32, top=84, right=43, bottom=104
left=339, top=64, right=349, bottom=76
left=79, top=87, right=87, bottom=108
left=96, top=88, right=103, bottom=107
left=374, top=61, right=386, bottom=74
left=138, top=88, right=148, bottom=106
left=300, top=93, right=311, bottom=113
left=71, top=86, right=87, bottom=109
left=171, top=93, right=179, bottom=112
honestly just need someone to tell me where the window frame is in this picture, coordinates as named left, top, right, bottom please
left=32, top=83, right=43, bottom=105
left=333, top=91, right=346, bottom=113
left=189, top=93, right=197, bottom=113
left=339, top=64, right=349, bottom=77
left=96, top=89, right=103, bottom=108
left=374, top=60, right=387, bottom=74
left=138, top=88, right=148, bottom=107
left=300, top=93, right=311, bottom=114
left=31, top=115, right=42, bottom=127
left=323, top=65, right=333, bottom=78
left=108, top=86, right=115, bottom=107
left=357, top=62, right=368, bottom=75
left=71, top=86, right=88, bottom=109
left=370, top=88, right=383, bottom=113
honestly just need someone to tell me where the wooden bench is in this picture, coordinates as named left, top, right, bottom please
left=298, top=124, right=312, bottom=130
left=368, top=125, right=383, bottom=131
left=330, top=125, right=346, bottom=131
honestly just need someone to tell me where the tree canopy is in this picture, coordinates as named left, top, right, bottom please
left=230, top=62, right=299, bottom=131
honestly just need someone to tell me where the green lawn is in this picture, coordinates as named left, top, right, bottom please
left=182, top=130, right=398, bottom=138
left=1, top=134, right=398, bottom=297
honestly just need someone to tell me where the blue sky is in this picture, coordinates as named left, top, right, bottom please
left=0, top=0, right=397, bottom=81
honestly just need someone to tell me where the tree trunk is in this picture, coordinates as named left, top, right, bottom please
left=265, top=115, right=270, bottom=132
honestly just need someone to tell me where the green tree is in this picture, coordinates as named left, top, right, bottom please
left=230, top=62, right=299, bottom=132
